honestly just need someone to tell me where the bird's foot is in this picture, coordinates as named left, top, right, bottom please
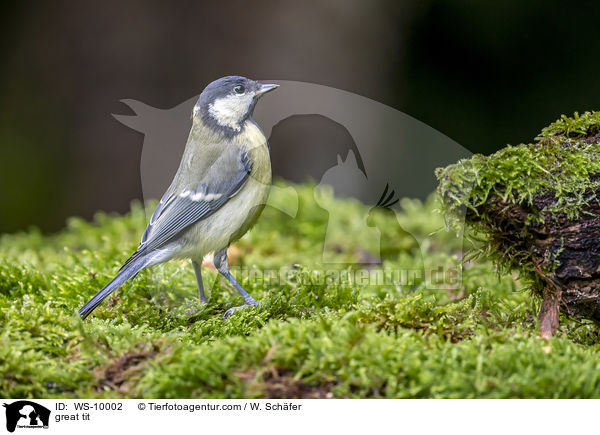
left=223, top=301, right=261, bottom=319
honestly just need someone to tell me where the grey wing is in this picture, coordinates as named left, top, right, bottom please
left=140, top=187, right=174, bottom=246
left=124, top=148, right=252, bottom=266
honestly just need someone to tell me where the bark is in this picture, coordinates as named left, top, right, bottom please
left=470, top=185, right=600, bottom=333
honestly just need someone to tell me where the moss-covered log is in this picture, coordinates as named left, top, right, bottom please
left=436, top=111, right=600, bottom=335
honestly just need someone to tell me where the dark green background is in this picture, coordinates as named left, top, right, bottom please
left=1, top=0, right=599, bottom=233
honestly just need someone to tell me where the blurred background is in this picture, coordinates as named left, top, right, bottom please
left=1, top=0, right=600, bottom=233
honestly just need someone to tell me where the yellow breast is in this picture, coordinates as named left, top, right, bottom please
left=241, top=120, right=272, bottom=186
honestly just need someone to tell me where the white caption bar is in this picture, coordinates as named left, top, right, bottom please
left=1, top=399, right=597, bottom=435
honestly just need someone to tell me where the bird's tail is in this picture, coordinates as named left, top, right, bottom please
left=79, top=256, right=146, bottom=319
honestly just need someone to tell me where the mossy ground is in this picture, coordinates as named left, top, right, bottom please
left=2, top=182, right=600, bottom=399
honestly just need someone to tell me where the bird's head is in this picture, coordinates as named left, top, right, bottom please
left=194, top=76, right=278, bottom=135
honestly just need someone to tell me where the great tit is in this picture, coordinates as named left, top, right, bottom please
left=79, top=76, right=279, bottom=319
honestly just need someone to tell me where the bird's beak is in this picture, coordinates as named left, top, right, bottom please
left=255, top=83, right=279, bottom=97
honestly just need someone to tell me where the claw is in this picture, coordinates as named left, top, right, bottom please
left=223, top=302, right=260, bottom=319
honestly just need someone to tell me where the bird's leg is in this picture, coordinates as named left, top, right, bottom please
left=214, top=248, right=259, bottom=318
left=192, top=260, right=208, bottom=303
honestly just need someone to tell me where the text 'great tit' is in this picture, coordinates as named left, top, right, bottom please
left=79, top=76, right=279, bottom=319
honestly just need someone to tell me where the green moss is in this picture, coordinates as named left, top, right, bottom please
left=537, top=111, right=600, bottom=140
left=2, top=182, right=600, bottom=398
left=437, top=111, right=600, bottom=224
left=436, top=111, right=600, bottom=284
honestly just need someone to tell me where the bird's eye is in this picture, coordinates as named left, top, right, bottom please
left=234, top=85, right=245, bottom=94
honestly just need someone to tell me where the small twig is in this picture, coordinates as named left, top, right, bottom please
left=532, top=261, right=563, bottom=337
left=532, top=262, right=562, bottom=295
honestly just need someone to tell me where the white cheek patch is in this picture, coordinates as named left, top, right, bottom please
left=208, top=94, right=253, bottom=131
left=181, top=189, right=222, bottom=202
